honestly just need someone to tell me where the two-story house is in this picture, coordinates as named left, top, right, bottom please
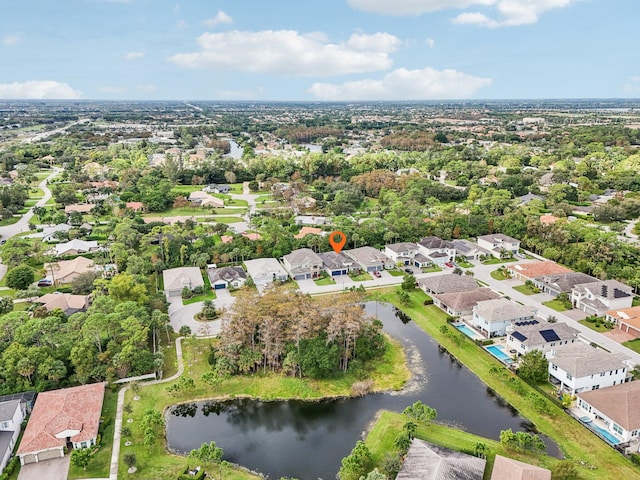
left=416, top=236, right=456, bottom=266
left=0, top=399, right=26, bottom=471
left=384, top=242, right=419, bottom=266
left=318, top=251, right=355, bottom=277
left=571, top=280, right=634, bottom=317
left=282, top=248, right=323, bottom=280
left=472, top=298, right=537, bottom=338
left=477, top=234, right=520, bottom=259
left=547, top=342, right=630, bottom=395
left=506, top=321, right=580, bottom=356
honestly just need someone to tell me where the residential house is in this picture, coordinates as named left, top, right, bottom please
left=472, top=298, right=537, bottom=338
left=207, top=266, right=247, bottom=289
left=35, top=293, right=91, bottom=315
left=162, top=267, right=205, bottom=298
left=188, top=190, right=224, bottom=208
left=507, top=261, right=571, bottom=283
left=547, top=342, right=630, bottom=395
left=344, top=247, right=393, bottom=272
left=490, top=455, right=550, bottom=480
left=416, top=236, right=456, bottom=266
left=244, top=258, right=289, bottom=289
left=433, top=288, right=501, bottom=317
left=203, top=184, right=231, bottom=194
left=0, top=399, right=25, bottom=472
left=294, top=215, right=329, bottom=226
left=418, top=274, right=478, bottom=296
left=25, top=223, right=72, bottom=242
left=282, top=248, right=323, bottom=280
left=54, top=239, right=99, bottom=256
left=64, top=203, right=95, bottom=214
left=477, top=234, right=520, bottom=259
left=506, top=321, right=580, bottom=357
left=397, top=439, right=486, bottom=480
left=17, top=383, right=105, bottom=465
left=517, top=193, right=543, bottom=205
left=534, top=271, right=597, bottom=297
left=451, top=239, right=490, bottom=261
left=539, top=214, right=560, bottom=225
left=242, top=232, right=262, bottom=241
left=605, top=306, right=640, bottom=339
left=576, top=381, right=640, bottom=450
left=294, top=226, right=323, bottom=239
left=125, top=201, right=145, bottom=212
left=318, top=251, right=355, bottom=277
left=220, top=235, right=234, bottom=244
left=44, top=256, right=95, bottom=285
left=384, top=242, right=419, bottom=266
left=571, top=280, right=634, bottom=316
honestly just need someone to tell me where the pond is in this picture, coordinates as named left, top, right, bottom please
left=166, top=302, right=559, bottom=479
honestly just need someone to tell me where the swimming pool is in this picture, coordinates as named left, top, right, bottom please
left=582, top=419, right=621, bottom=445
left=485, top=345, right=513, bottom=364
left=454, top=323, right=482, bottom=339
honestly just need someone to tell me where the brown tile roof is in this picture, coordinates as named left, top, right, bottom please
left=606, top=306, right=640, bottom=332
left=17, top=383, right=105, bottom=456
left=294, top=227, right=323, bottom=239
left=539, top=214, right=560, bottom=225
left=242, top=232, right=262, bottom=241
left=64, top=203, right=96, bottom=214
left=507, top=261, right=571, bottom=279
left=577, top=381, right=640, bottom=431
left=490, top=455, right=551, bottom=480
left=44, top=256, right=95, bottom=284
left=125, top=201, right=144, bottom=211
left=36, top=293, right=89, bottom=313
left=220, top=235, right=234, bottom=244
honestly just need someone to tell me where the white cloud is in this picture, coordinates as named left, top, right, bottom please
left=348, top=0, right=577, bottom=27
left=426, top=38, right=435, bottom=48
left=624, top=77, right=640, bottom=94
left=136, top=84, right=156, bottom=92
left=203, top=10, right=233, bottom=28
left=168, top=30, right=400, bottom=76
left=0, top=81, right=82, bottom=99
left=124, top=51, right=145, bottom=60
left=308, top=67, right=492, bottom=100
left=2, top=35, right=20, bottom=45
left=98, top=86, right=128, bottom=94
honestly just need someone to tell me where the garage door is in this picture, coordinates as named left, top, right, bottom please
left=21, top=454, right=38, bottom=465
left=38, top=449, right=63, bottom=461
left=214, top=283, right=226, bottom=290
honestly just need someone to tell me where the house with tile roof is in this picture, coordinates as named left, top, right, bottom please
left=490, top=455, right=551, bottom=480
left=125, top=201, right=145, bottom=212
left=188, top=190, right=224, bottom=208
left=477, top=234, right=520, bottom=259
left=64, top=203, right=95, bottom=214
left=547, top=342, right=630, bottom=395
left=282, top=248, right=323, bottom=280
left=433, top=288, right=501, bottom=317
left=576, top=381, right=640, bottom=451
left=318, top=251, right=355, bottom=277
left=506, top=261, right=571, bottom=282
left=293, top=226, right=323, bottom=240
left=416, top=236, right=456, bottom=266
left=605, top=306, right=640, bottom=339
left=472, top=298, right=537, bottom=337
left=0, top=399, right=25, bottom=472
left=162, top=267, right=204, bottom=298
left=397, top=439, right=486, bottom=480
left=384, top=242, right=419, bottom=266
left=571, top=280, right=634, bottom=317
left=44, top=256, right=95, bottom=285
left=17, top=383, right=105, bottom=465
left=35, top=293, right=90, bottom=316
left=506, top=321, right=580, bottom=357
left=344, top=247, right=393, bottom=272
left=207, top=266, right=247, bottom=289
left=417, top=274, right=478, bottom=296
left=534, top=271, right=597, bottom=297
left=54, top=239, right=99, bottom=256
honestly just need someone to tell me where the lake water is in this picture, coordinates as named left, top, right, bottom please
left=222, top=138, right=242, bottom=159
left=166, top=302, right=558, bottom=479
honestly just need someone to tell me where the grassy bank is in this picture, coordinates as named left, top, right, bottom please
left=120, top=333, right=410, bottom=479
left=368, top=288, right=640, bottom=479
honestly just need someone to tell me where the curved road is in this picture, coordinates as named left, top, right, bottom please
left=0, top=168, right=59, bottom=281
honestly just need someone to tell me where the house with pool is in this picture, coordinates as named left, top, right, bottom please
left=506, top=321, right=580, bottom=357
left=432, top=288, right=501, bottom=317
left=576, top=380, right=640, bottom=452
left=547, top=342, right=630, bottom=395
left=472, top=298, right=537, bottom=338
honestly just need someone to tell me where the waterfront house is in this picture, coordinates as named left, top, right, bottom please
left=506, top=321, right=580, bottom=356
left=490, top=455, right=550, bottom=480
left=433, top=288, right=501, bottom=317
left=397, top=439, right=486, bottom=480
left=418, top=274, right=478, bottom=296
left=472, top=298, right=537, bottom=338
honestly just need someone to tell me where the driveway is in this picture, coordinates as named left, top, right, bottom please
left=18, top=454, right=70, bottom=480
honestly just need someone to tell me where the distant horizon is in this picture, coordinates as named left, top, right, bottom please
left=2, top=1, right=639, bottom=101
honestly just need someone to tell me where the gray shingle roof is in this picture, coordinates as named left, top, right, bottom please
left=318, top=251, right=353, bottom=270
left=548, top=342, right=629, bottom=377
left=473, top=298, right=536, bottom=323
left=510, top=321, right=579, bottom=347
left=397, top=439, right=486, bottom=480
left=418, top=274, right=478, bottom=294
left=418, top=236, right=453, bottom=250
left=208, top=266, right=247, bottom=283
left=434, top=288, right=501, bottom=313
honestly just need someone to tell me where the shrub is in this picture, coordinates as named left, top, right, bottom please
left=351, top=380, right=374, bottom=397
left=181, top=286, right=192, bottom=299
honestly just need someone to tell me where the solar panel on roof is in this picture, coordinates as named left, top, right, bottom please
left=540, top=329, right=560, bottom=342
left=512, top=331, right=527, bottom=342
left=613, top=289, right=629, bottom=298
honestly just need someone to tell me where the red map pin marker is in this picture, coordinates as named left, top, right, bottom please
left=329, top=231, right=347, bottom=253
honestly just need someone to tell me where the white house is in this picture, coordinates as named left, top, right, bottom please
left=433, top=288, right=501, bottom=317
left=163, top=267, right=204, bottom=298
left=244, top=258, right=289, bottom=289
left=207, top=266, right=247, bottom=289
left=0, top=399, right=25, bottom=472
left=576, top=381, right=640, bottom=450
left=451, top=239, right=490, bottom=261
left=416, top=236, right=456, bottom=266
left=571, top=280, right=634, bottom=317
left=54, top=239, right=99, bottom=256
left=384, top=242, right=419, bottom=266
left=506, top=321, right=580, bottom=357
left=547, top=342, right=630, bottom=395
left=477, top=234, right=520, bottom=259
left=25, top=223, right=72, bottom=243
left=472, top=298, right=537, bottom=338
left=344, top=247, right=393, bottom=272
left=282, top=248, right=323, bottom=280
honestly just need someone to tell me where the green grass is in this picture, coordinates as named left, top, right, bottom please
left=224, top=198, right=248, bottom=207
left=513, top=284, right=540, bottom=295
left=255, top=195, right=275, bottom=203
left=457, top=260, right=474, bottom=268
left=143, top=207, right=246, bottom=217
left=0, top=216, right=20, bottom=226
left=349, top=272, right=373, bottom=282
left=622, top=338, right=640, bottom=354
left=200, top=216, right=244, bottom=224
left=365, top=412, right=562, bottom=480
left=421, top=266, right=442, bottom=273
left=183, top=290, right=217, bottom=305
left=542, top=299, right=572, bottom=312
left=482, top=257, right=516, bottom=265
left=314, top=276, right=336, bottom=286
left=119, top=333, right=409, bottom=480
left=633, top=297, right=640, bottom=307
left=171, top=185, right=203, bottom=195
left=579, top=319, right=613, bottom=333
left=387, top=269, right=405, bottom=277
left=68, top=390, right=118, bottom=479
left=367, top=287, right=640, bottom=479
left=490, top=269, right=511, bottom=281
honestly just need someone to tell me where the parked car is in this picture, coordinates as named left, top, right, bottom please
left=37, top=279, right=52, bottom=287
left=404, top=268, right=413, bottom=274
left=516, top=252, right=527, bottom=259
left=444, top=262, right=453, bottom=268
left=373, top=270, right=381, bottom=278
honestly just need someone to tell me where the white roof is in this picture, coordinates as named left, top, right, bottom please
left=244, top=258, right=288, bottom=279
left=55, top=239, right=98, bottom=255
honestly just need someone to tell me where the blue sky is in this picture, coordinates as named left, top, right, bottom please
left=1, top=0, right=639, bottom=100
